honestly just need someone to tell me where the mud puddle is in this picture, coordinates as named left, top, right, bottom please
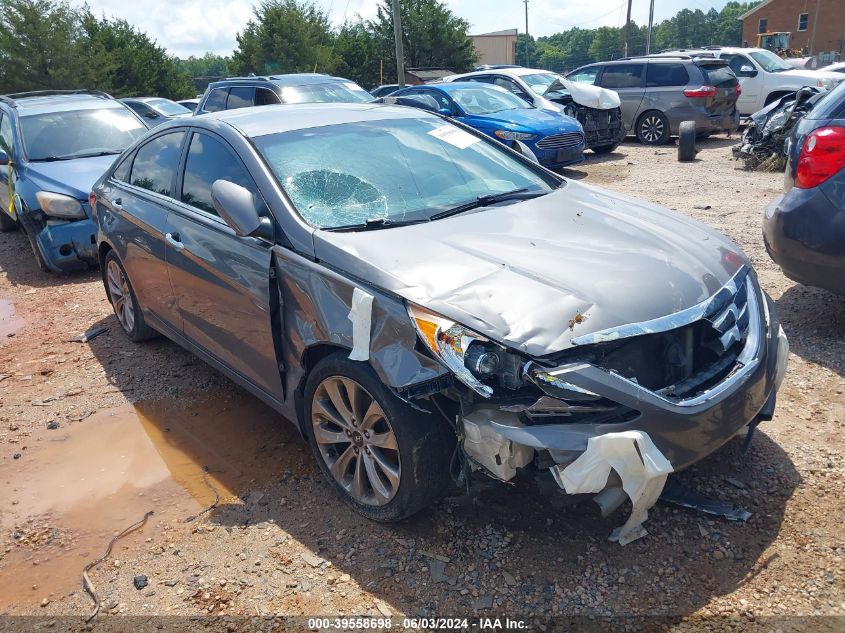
left=0, top=298, right=24, bottom=339
left=0, top=391, right=303, bottom=611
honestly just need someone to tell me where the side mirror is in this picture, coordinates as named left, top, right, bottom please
left=144, top=111, right=160, bottom=119
left=739, top=65, right=758, bottom=77
left=211, top=180, right=273, bottom=241
left=0, top=149, right=9, bottom=166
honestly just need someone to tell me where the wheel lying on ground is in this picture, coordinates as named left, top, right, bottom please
left=678, top=120, right=698, bottom=162
left=103, top=250, right=157, bottom=342
left=304, top=352, right=455, bottom=522
left=636, top=110, right=671, bottom=145
left=591, top=144, right=619, bottom=154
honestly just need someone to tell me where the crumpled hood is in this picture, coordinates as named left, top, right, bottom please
left=313, top=181, right=747, bottom=356
left=24, top=155, right=118, bottom=200
left=551, top=78, right=621, bottom=110
left=472, top=107, right=582, bottom=133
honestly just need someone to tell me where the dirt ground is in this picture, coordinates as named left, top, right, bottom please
left=0, top=137, right=843, bottom=630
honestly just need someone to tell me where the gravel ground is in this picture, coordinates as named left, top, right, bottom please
left=0, top=136, right=843, bottom=630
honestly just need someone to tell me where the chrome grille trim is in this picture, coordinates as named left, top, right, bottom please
left=571, top=266, right=751, bottom=347
left=535, top=132, right=585, bottom=150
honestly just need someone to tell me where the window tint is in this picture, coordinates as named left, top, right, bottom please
left=124, top=101, right=147, bottom=116
left=0, top=113, right=13, bottom=155
left=646, top=63, right=689, bottom=87
left=129, top=132, right=185, bottom=196
left=112, top=154, right=132, bottom=182
left=723, top=54, right=752, bottom=75
left=699, top=64, right=737, bottom=88
left=600, top=64, right=644, bottom=89
left=463, top=76, right=494, bottom=84
left=203, top=88, right=228, bottom=112
left=255, top=88, right=281, bottom=106
left=568, top=66, right=599, bottom=85
left=418, top=89, right=452, bottom=111
left=798, top=13, right=808, bottom=31
left=181, top=133, right=256, bottom=215
left=227, top=86, right=254, bottom=109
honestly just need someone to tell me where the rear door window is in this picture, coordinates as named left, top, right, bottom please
left=180, top=133, right=257, bottom=215
left=599, top=64, right=645, bottom=89
left=722, top=54, right=753, bottom=76
left=203, top=88, right=228, bottom=113
left=227, top=86, right=255, bottom=109
left=645, top=63, right=690, bottom=87
left=698, top=64, right=738, bottom=89
left=0, top=112, right=13, bottom=155
left=255, top=88, right=281, bottom=106
left=129, top=132, right=185, bottom=196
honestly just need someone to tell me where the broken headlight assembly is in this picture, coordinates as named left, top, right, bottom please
left=35, top=191, right=86, bottom=219
left=407, top=304, right=524, bottom=397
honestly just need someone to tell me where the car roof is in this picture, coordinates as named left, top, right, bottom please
left=455, top=67, right=551, bottom=79
left=1, top=91, right=124, bottom=116
left=122, top=97, right=167, bottom=104
left=201, top=102, right=437, bottom=138
left=411, top=82, right=507, bottom=94
left=211, top=73, right=351, bottom=88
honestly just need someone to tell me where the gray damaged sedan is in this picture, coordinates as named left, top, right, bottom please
left=92, top=103, right=788, bottom=540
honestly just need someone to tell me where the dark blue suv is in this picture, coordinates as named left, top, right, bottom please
left=0, top=90, right=147, bottom=272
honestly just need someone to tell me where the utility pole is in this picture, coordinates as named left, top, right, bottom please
left=391, top=0, right=405, bottom=87
left=646, top=0, right=655, bottom=55
left=523, top=0, right=530, bottom=67
left=808, top=0, right=821, bottom=55
left=623, top=0, right=633, bottom=57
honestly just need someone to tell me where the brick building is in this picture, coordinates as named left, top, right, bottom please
left=740, top=0, right=845, bottom=55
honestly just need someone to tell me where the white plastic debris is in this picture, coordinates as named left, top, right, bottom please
left=347, top=287, right=374, bottom=361
left=553, top=430, right=674, bottom=545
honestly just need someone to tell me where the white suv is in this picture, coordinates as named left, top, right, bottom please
left=661, top=47, right=844, bottom=115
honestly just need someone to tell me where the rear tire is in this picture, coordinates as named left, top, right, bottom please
left=104, top=251, right=157, bottom=342
left=591, top=144, right=619, bottom=154
left=678, top=120, right=697, bottom=162
left=636, top=110, right=671, bottom=145
left=304, top=353, right=455, bottom=522
left=0, top=209, right=16, bottom=232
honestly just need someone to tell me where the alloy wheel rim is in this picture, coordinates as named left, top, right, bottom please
left=107, top=260, right=135, bottom=333
left=641, top=116, right=664, bottom=143
left=311, top=376, right=401, bottom=506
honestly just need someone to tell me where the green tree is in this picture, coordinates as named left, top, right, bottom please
left=231, top=0, right=337, bottom=76
left=0, top=0, right=87, bottom=92
left=330, top=20, right=382, bottom=88
left=515, top=34, right=537, bottom=67
left=369, top=0, right=477, bottom=80
left=175, top=53, right=232, bottom=79
left=80, top=13, right=194, bottom=98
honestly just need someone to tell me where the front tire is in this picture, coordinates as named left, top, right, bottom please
left=636, top=110, right=671, bottom=145
left=304, top=353, right=455, bottom=522
left=104, top=251, right=157, bottom=342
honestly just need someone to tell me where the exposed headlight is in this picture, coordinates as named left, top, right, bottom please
left=35, top=191, right=85, bottom=219
left=817, top=78, right=834, bottom=90
left=407, top=304, right=496, bottom=397
left=494, top=130, right=536, bottom=141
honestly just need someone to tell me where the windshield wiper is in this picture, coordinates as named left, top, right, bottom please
left=428, top=188, right=545, bottom=221
left=323, top=217, right=430, bottom=232
left=31, top=150, right=122, bottom=162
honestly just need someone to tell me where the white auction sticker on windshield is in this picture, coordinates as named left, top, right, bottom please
left=428, top=125, right=479, bottom=149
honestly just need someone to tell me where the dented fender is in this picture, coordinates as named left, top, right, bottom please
left=270, top=245, right=449, bottom=422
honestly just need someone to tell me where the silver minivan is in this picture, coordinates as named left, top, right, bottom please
left=567, top=55, right=741, bottom=145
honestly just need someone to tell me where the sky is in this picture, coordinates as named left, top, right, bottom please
left=78, top=0, right=736, bottom=59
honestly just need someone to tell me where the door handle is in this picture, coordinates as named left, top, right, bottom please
left=165, top=232, right=184, bottom=250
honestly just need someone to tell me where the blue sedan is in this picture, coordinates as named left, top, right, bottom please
left=385, top=82, right=586, bottom=168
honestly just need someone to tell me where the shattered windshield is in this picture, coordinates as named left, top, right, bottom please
left=279, top=82, right=373, bottom=104
left=450, top=86, right=531, bottom=114
left=254, top=117, right=556, bottom=229
left=749, top=50, right=792, bottom=73
left=522, top=73, right=566, bottom=96
left=21, top=108, right=146, bottom=161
